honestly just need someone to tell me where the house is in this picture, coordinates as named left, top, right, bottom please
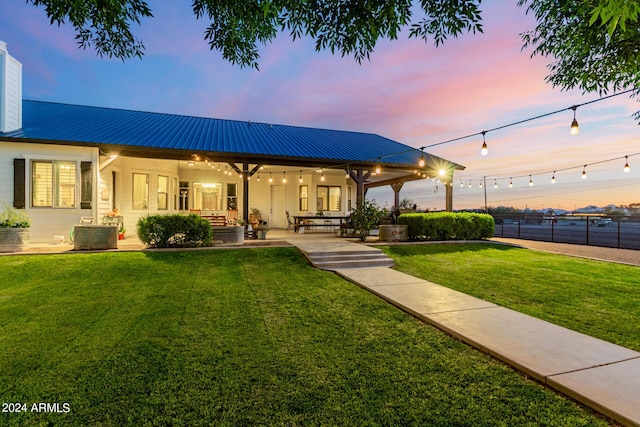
left=0, top=41, right=464, bottom=243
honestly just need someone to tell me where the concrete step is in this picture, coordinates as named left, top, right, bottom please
left=312, top=258, right=395, bottom=270
left=307, top=253, right=389, bottom=263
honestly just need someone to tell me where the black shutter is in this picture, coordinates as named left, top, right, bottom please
left=13, top=159, right=25, bottom=209
left=80, top=161, right=93, bottom=209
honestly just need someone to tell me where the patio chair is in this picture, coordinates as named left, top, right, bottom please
left=227, top=209, right=238, bottom=225
left=285, top=211, right=295, bottom=232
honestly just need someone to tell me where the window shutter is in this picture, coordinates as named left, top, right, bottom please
left=80, top=161, right=93, bottom=209
left=13, top=159, right=25, bottom=209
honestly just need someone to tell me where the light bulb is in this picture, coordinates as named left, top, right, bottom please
left=570, top=106, right=580, bottom=136
left=320, top=173, right=325, bottom=182
left=439, top=169, right=446, bottom=177
left=624, top=156, right=630, bottom=173
left=581, top=166, right=587, bottom=179
left=282, top=172, right=287, bottom=183
left=551, top=172, right=556, bottom=184
left=375, top=164, right=381, bottom=174
left=418, top=153, right=425, bottom=167
left=268, top=172, right=273, bottom=183
left=509, top=178, right=513, bottom=188
left=529, top=175, right=533, bottom=186
left=494, top=180, right=498, bottom=188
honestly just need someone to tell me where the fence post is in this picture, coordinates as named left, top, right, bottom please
left=617, top=221, right=621, bottom=248
left=585, top=217, right=589, bottom=245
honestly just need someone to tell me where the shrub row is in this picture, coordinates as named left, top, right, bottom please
left=137, top=214, right=212, bottom=248
left=397, top=212, right=494, bottom=241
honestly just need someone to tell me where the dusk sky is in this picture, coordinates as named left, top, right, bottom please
left=1, top=0, right=638, bottom=211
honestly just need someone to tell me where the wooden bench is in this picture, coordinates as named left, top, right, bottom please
left=202, top=215, right=227, bottom=227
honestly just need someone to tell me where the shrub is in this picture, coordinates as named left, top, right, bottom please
left=0, top=206, right=31, bottom=228
left=397, top=212, right=494, bottom=241
left=350, top=198, right=381, bottom=241
left=137, top=214, right=212, bottom=248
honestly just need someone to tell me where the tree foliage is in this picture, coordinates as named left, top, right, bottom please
left=25, top=0, right=640, bottom=114
left=519, top=0, right=640, bottom=119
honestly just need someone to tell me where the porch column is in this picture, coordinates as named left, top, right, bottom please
left=445, top=171, right=454, bottom=212
left=349, top=169, right=371, bottom=201
left=391, top=182, right=404, bottom=210
left=242, top=162, right=250, bottom=221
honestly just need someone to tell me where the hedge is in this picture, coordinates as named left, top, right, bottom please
left=137, top=214, right=213, bottom=248
left=397, top=212, right=494, bottom=241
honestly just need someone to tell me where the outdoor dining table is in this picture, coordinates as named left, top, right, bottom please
left=293, top=216, right=348, bottom=233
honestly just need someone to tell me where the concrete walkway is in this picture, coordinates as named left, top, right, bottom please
left=287, top=237, right=640, bottom=427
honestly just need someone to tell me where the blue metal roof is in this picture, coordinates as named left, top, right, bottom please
left=1, top=100, right=463, bottom=169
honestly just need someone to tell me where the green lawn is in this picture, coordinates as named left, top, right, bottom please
left=0, top=248, right=610, bottom=426
left=381, top=243, right=640, bottom=351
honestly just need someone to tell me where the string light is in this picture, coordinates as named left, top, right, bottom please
left=581, top=165, right=587, bottom=179
left=268, top=172, right=273, bottom=183
left=479, top=180, right=483, bottom=188
left=509, top=178, right=513, bottom=188
left=570, top=106, right=580, bottom=136
left=345, top=166, right=350, bottom=179
left=375, top=159, right=381, bottom=175
left=460, top=180, right=464, bottom=188
left=257, top=173, right=260, bottom=181
left=282, top=172, right=287, bottom=183
left=480, top=131, right=488, bottom=156
left=468, top=180, right=472, bottom=188
left=320, top=171, right=325, bottom=182
left=494, top=179, right=498, bottom=188
left=439, top=169, right=446, bottom=177
left=299, top=170, right=303, bottom=183
left=551, top=171, right=556, bottom=183
left=624, top=156, right=630, bottom=173
left=418, top=149, right=426, bottom=167
left=529, top=175, right=533, bottom=186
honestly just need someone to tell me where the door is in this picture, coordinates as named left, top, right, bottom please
left=270, top=185, right=286, bottom=228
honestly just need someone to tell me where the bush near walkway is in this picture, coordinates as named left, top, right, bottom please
left=398, top=212, right=494, bottom=240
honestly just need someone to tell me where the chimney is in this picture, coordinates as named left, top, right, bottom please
left=0, top=41, right=23, bottom=133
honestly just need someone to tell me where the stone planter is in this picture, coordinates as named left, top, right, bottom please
left=73, top=225, right=117, bottom=250
left=212, top=226, right=244, bottom=244
left=378, top=224, right=408, bottom=242
left=0, top=228, right=31, bottom=252
left=256, top=229, right=267, bottom=240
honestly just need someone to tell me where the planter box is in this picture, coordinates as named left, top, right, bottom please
left=0, top=228, right=31, bottom=253
left=379, top=225, right=409, bottom=242
left=212, top=226, right=244, bottom=244
left=73, top=225, right=117, bottom=250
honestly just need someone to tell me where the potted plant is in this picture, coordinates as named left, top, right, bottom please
left=118, top=225, right=126, bottom=240
left=0, top=206, right=32, bottom=252
left=256, top=220, right=269, bottom=240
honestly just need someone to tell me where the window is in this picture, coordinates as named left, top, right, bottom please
left=31, top=160, right=77, bottom=208
left=179, top=181, right=189, bottom=210
left=132, top=173, right=149, bottom=210
left=347, top=186, right=352, bottom=211
left=193, top=182, right=222, bottom=210
left=227, top=183, right=237, bottom=210
left=317, top=186, right=341, bottom=212
left=158, top=175, right=168, bottom=210
left=299, top=185, right=308, bottom=211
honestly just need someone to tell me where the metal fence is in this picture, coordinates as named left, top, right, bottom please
left=491, top=214, right=640, bottom=250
